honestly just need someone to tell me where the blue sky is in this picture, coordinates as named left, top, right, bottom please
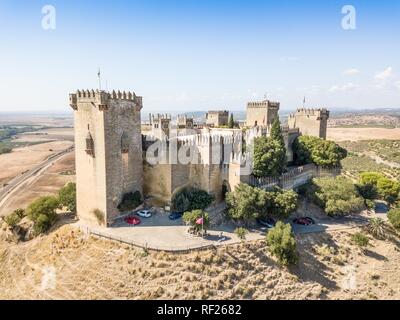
left=0, top=0, right=399, bottom=113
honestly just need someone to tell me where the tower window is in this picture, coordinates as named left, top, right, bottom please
left=121, top=132, right=129, bottom=153
left=85, top=131, right=94, bottom=156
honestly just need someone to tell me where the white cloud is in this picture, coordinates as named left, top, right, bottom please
left=374, top=67, right=393, bottom=81
left=395, top=81, right=400, bottom=91
left=329, top=83, right=359, bottom=93
left=344, top=68, right=360, bottom=75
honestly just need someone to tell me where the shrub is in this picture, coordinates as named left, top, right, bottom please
left=356, top=183, right=378, bottom=200
left=93, top=208, right=105, bottom=225
left=26, top=196, right=59, bottom=234
left=376, top=178, right=400, bottom=203
left=367, top=217, right=386, bottom=239
left=365, top=199, right=375, bottom=210
left=118, top=191, right=142, bottom=212
left=234, top=227, right=248, bottom=241
left=388, top=208, right=400, bottom=230
left=226, top=184, right=298, bottom=222
left=4, top=212, right=21, bottom=228
left=171, top=187, right=214, bottom=212
left=293, top=135, right=347, bottom=167
left=308, top=177, right=364, bottom=216
left=359, top=172, right=384, bottom=186
left=351, top=232, right=369, bottom=248
left=266, top=221, right=298, bottom=266
left=359, top=172, right=400, bottom=204
left=183, top=210, right=209, bottom=234
left=4, top=208, right=25, bottom=227
left=58, top=182, right=76, bottom=213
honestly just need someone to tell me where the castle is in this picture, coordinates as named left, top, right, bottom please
left=69, top=91, right=329, bottom=226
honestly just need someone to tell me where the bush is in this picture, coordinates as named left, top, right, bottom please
left=234, top=227, right=248, bottom=241
left=183, top=210, right=209, bottom=234
left=351, top=232, right=369, bottom=248
left=4, top=208, right=25, bottom=228
left=171, top=187, right=214, bottom=212
left=226, top=184, right=298, bottom=223
left=359, top=172, right=400, bottom=204
left=388, top=208, right=400, bottom=230
left=26, top=196, right=60, bottom=234
left=118, top=191, right=142, bottom=212
left=266, top=221, right=298, bottom=266
left=307, top=177, right=364, bottom=216
left=365, top=199, right=375, bottom=210
left=293, top=135, right=347, bottom=167
left=5, top=213, right=21, bottom=228
left=58, top=182, right=76, bottom=213
left=367, top=217, right=386, bottom=239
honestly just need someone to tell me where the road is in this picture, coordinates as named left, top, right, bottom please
left=0, top=146, right=74, bottom=215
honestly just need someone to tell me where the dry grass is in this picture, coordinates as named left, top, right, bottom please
left=1, top=223, right=400, bottom=300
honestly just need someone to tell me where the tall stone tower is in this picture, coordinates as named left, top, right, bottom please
left=246, top=100, right=280, bottom=127
left=288, top=108, right=329, bottom=139
left=69, top=89, right=143, bottom=226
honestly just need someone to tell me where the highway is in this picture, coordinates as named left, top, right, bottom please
left=0, top=146, right=74, bottom=215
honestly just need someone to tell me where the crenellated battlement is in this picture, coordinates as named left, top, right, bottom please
left=69, top=89, right=143, bottom=111
left=247, top=100, right=280, bottom=108
left=289, top=108, right=329, bottom=119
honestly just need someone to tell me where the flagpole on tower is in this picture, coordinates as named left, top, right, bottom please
left=303, top=96, right=306, bottom=108
left=98, top=68, right=102, bottom=91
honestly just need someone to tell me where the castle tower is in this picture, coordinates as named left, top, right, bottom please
left=69, top=89, right=143, bottom=226
left=206, top=110, right=229, bottom=127
left=288, top=108, right=329, bottom=139
left=149, top=113, right=171, bottom=139
left=246, top=100, right=280, bottom=127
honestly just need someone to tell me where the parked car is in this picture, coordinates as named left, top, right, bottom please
left=169, top=212, right=183, bottom=220
left=124, top=216, right=141, bottom=225
left=136, top=209, right=152, bottom=218
left=292, top=217, right=315, bottom=226
left=257, top=217, right=276, bottom=228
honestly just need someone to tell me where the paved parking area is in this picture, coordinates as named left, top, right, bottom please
left=75, top=209, right=372, bottom=251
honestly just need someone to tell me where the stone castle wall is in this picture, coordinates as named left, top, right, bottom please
left=288, top=108, right=329, bottom=139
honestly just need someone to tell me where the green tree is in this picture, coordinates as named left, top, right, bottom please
left=253, top=137, right=286, bottom=177
left=388, top=208, right=400, bottom=230
left=307, top=177, right=364, bottom=216
left=118, top=191, right=142, bottom=212
left=58, top=182, right=76, bottom=213
left=183, top=210, right=209, bottom=234
left=26, top=196, right=60, bottom=234
left=226, top=184, right=298, bottom=222
left=225, top=183, right=267, bottom=222
left=171, top=187, right=214, bottom=212
left=359, top=172, right=384, bottom=186
left=293, top=135, right=347, bottom=167
left=376, top=178, right=400, bottom=203
left=270, top=189, right=298, bottom=219
left=270, top=118, right=285, bottom=148
left=228, top=113, right=235, bottom=129
left=266, top=221, right=298, bottom=266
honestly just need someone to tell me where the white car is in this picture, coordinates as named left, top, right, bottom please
left=136, top=210, right=152, bottom=218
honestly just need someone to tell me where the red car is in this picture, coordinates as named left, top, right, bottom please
left=124, top=216, right=141, bottom=225
left=292, top=217, right=315, bottom=226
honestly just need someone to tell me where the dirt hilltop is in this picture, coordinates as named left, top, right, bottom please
left=1, top=223, right=399, bottom=300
